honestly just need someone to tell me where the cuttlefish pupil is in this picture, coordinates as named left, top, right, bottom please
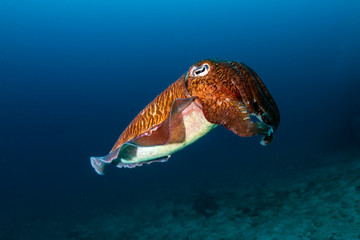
left=90, top=58, right=280, bottom=175
left=191, top=63, right=210, bottom=77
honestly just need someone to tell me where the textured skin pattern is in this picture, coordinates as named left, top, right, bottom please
left=111, top=59, right=280, bottom=151
left=186, top=59, right=280, bottom=139
left=111, top=74, right=191, bottom=151
left=185, top=59, right=280, bottom=140
left=90, top=59, right=280, bottom=174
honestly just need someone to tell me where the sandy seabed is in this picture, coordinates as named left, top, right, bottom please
left=4, top=151, right=360, bottom=240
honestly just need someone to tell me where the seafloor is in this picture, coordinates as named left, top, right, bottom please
left=3, top=150, right=360, bottom=240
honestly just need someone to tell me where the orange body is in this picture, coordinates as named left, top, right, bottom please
left=90, top=59, right=280, bottom=175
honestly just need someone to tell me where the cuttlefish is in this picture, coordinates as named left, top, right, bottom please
left=90, top=59, right=280, bottom=175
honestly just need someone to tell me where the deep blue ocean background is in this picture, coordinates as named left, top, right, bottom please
left=1, top=0, right=360, bottom=239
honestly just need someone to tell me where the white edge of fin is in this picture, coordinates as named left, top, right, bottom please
left=90, top=157, right=106, bottom=175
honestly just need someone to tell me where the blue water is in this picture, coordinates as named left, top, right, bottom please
left=1, top=0, right=360, bottom=239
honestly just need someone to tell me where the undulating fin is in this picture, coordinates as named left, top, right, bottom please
left=115, top=155, right=171, bottom=168
left=131, top=97, right=195, bottom=146
left=116, top=97, right=199, bottom=162
left=90, top=98, right=196, bottom=175
left=110, top=74, right=191, bottom=151
left=90, top=148, right=119, bottom=175
left=90, top=157, right=106, bottom=175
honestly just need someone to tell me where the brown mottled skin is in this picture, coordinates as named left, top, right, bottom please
left=111, top=74, right=191, bottom=151
left=111, top=59, right=279, bottom=152
left=185, top=59, right=279, bottom=141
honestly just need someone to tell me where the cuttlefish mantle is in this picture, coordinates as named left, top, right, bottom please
left=90, top=59, right=280, bottom=175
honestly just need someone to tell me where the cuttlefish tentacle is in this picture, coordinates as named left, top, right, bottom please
left=185, top=59, right=277, bottom=141
left=241, top=63, right=280, bottom=128
left=90, top=59, right=280, bottom=175
left=197, top=98, right=271, bottom=137
left=229, top=61, right=280, bottom=143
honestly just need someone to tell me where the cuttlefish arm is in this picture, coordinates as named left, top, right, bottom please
left=185, top=59, right=280, bottom=145
left=90, top=59, right=280, bottom=175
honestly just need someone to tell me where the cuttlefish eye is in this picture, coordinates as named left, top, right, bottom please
left=190, top=63, right=210, bottom=77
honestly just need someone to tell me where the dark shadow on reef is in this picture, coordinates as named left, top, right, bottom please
left=191, top=192, right=219, bottom=218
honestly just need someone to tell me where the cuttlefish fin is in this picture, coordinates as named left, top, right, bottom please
left=130, top=97, right=195, bottom=146
left=90, top=157, right=106, bottom=175
left=200, top=98, right=272, bottom=140
left=115, top=155, right=171, bottom=169
left=90, top=148, right=120, bottom=175
left=90, top=97, right=196, bottom=173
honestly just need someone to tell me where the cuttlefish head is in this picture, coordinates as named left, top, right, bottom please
left=184, top=59, right=280, bottom=145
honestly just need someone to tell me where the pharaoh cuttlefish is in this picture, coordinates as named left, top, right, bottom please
left=90, top=59, right=280, bottom=175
